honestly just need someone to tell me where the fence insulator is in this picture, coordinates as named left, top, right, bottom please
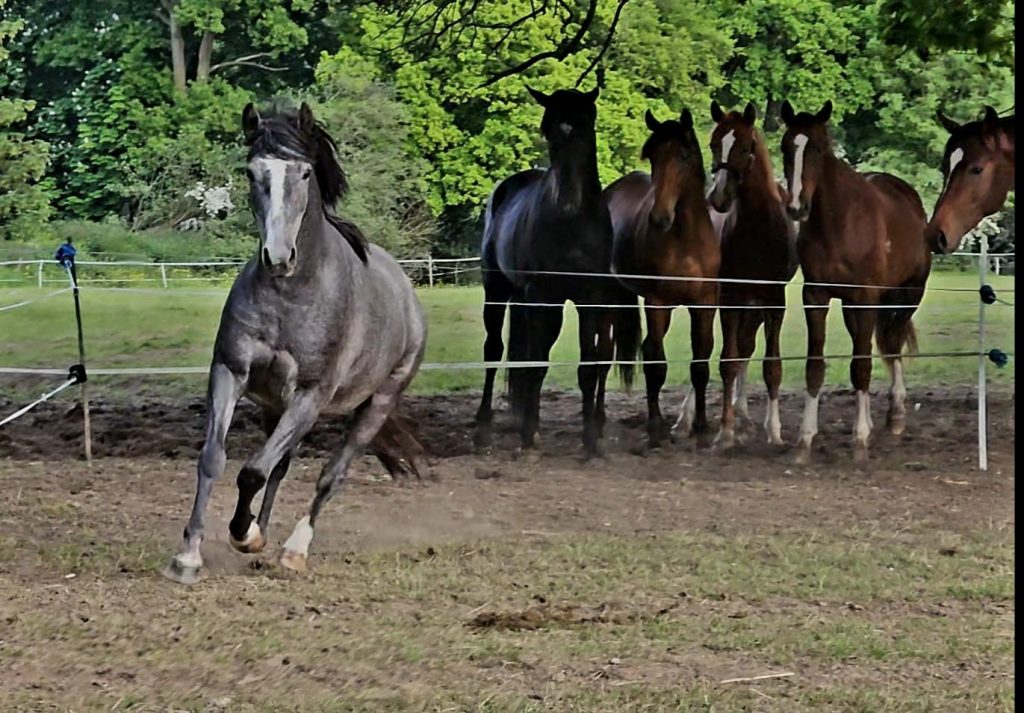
left=987, top=349, right=1009, bottom=368
left=979, top=284, right=998, bottom=305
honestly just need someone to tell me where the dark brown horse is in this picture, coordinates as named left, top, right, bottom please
left=926, top=105, right=1015, bottom=254
left=474, top=87, right=640, bottom=459
left=606, top=108, right=720, bottom=449
left=780, top=100, right=931, bottom=464
left=705, top=101, right=797, bottom=449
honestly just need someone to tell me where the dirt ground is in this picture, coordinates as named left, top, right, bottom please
left=0, top=386, right=1015, bottom=711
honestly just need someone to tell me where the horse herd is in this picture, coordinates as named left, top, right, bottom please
left=164, top=92, right=1014, bottom=583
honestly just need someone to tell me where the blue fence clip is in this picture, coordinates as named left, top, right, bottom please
left=987, top=349, right=1009, bottom=368
left=55, top=242, right=77, bottom=269
left=979, top=284, right=997, bottom=305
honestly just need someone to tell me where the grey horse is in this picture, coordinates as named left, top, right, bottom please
left=163, top=102, right=427, bottom=584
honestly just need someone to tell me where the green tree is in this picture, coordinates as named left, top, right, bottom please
left=0, top=0, right=51, bottom=241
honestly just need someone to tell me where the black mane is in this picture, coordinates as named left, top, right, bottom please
left=245, top=103, right=369, bottom=263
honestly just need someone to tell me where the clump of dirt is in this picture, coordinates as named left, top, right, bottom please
left=468, top=595, right=689, bottom=631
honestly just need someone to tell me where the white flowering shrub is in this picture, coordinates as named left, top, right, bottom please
left=184, top=180, right=236, bottom=221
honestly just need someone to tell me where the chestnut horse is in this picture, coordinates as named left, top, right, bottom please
left=926, top=105, right=1015, bottom=254
left=606, top=109, right=720, bottom=449
left=780, top=100, right=931, bottom=464
left=704, top=101, right=797, bottom=449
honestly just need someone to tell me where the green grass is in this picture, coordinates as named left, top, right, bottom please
left=0, top=271, right=1014, bottom=399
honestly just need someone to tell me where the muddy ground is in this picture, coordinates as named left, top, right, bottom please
left=0, top=386, right=1015, bottom=711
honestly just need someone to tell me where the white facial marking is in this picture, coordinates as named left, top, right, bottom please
left=948, top=148, right=965, bottom=178
left=283, top=515, right=314, bottom=557
left=799, top=392, right=819, bottom=446
left=789, top=134, right=809, bottom=210
left=854, top=390, right=872, bottom=445
left=721, top=130, right=736, bottom=163
left=559, top=122, right=573, bottom=136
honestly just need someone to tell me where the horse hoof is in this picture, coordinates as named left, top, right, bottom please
left=279, top=549, right=308, bottom=573
left=853, top=445, right=869, bottom=463
left=473, top=427, right=493, bottom=450
left=713, top=429, right=736, bottom=452
left=766, top=434, right=785, bottom=447
left=888, top=418, right=906, bottom=436
left=794, top=445, right=812, bottom=465
left=229, top=523, right=266, bottom=554
left=161, top=557, right=201, bottom=585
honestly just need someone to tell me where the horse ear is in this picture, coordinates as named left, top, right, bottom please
left=780, top=100, right=795, bottom=125
left=584, top=85, right=600, bottom=102
left=242, top=103, right=261, bottom=144
left=816, top=100, right=833, bottom=123
left=936, top=109, right=961, bottom=134
left=710, top=101, right=724, bottom=123
left=743, top=102, right=757, bottom=125
left=526, top=86, right=550, bottom=107
left=679, top=108, right=694, bottom=131
left=645, top=109, right=660, bottom=132
left=983, top=105, right=999, bottom=124
left=298, top=102, right=317, bottom=134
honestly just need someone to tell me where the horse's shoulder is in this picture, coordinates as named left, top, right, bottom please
left=490, top=169, right=545, bottom=214
left=863, top=172, right=925, bottom=215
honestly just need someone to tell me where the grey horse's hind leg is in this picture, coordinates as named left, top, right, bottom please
left=228, top=391, right=325, bottom=551
left=279, top=363, right=416, bottom=573
left=163, top=363, right=245, bottom=584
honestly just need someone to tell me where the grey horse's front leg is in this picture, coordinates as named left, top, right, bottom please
left=163, top=363, right=245, bottom=584
left=228, top=391, right=325, bottom=552
left=230, top=411, right=295, bottom=554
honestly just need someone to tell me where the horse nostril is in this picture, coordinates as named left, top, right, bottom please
left=936, top=232, right=948, bottom=254
left=262, top=247, right=272, bottom=267
left=289, top=247, right=296, bottom=264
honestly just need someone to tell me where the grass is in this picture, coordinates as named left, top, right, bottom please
left=0, top=270, right=1013, bottom=400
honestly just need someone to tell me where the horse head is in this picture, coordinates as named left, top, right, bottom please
left=779, top=99, right=834, bottom=223
left=707, top=101, right=759, bottom=212
left=926, top=106, right=1015, bottom=254
left=641, top=107, right=705, bottom=232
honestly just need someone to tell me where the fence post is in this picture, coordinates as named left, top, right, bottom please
left=977, top=234, right=989, bottom=471
left=37, top=260, right=43, bottom=288
left=160, top=264, right=168, bottom=288
left=428, top=256, right=434, bottom=288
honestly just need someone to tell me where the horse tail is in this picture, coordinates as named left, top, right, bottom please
left=874, top=308, right=917, bottom=371
left=614, top=294, right=643, bottom=391
left=369, top=408, right=427, bottom=479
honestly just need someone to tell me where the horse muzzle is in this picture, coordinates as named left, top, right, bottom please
left=928, top=230, right=950, bottom=255
left=262, top=246, right=297, bottom=277
left=785, top=204, right=809, bottom=222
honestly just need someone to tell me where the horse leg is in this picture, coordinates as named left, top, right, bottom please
left=519, top=303, right=563, bottom=452
left=163, top=363, right=245, bottom=584
left=688, top=304, right=716, bottom=449
left=280, top=356, right=418, bottom=572
left=715, top=308, right=740, bottom=451
left=796, top=288, right=829, bottom=464
left=641, top=301, right=672, bottom=448
left=594, top=309, right=615, bottom=441
left=733, top=310, right=761, bottom=440
left=228, top=390, right=325, bottom=551
left=843, top=304, right=878, bottom=463
left=246, top=410, right=295, bottom=553
left=507, top=302, right=529, bottom=429
left=474, top=274, right=512, bottom=448
left=762, top=307, right=785, bottom=446
left=577, top=306, right=606, bottom=459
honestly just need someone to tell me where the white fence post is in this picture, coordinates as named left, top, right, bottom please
left=37, top=260, right=43, bottom=288
left=428, top=256, right=435, bottom=288
left=977, top=235, right=989, bottom=472
left=160, top=264, right=168, bottom=288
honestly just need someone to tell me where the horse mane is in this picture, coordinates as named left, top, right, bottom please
left=246, top=103, right=369, bottom=263
left=751, top=126, right=781, bottom=203
left=641, top=120, right=706, bottom=184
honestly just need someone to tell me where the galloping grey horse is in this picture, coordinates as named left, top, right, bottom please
left=163, top=102, right=426, bottom=584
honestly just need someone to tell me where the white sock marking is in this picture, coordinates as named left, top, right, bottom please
left=283, top=515, right=314, bottom=556
left=892, top=360, right=906, bottom=412
left=799, top=392, right=819, bottom=446
left=732, top=364, right=749, bottom=418
left=764, top=396, right=782, bottom=444
left=672, top=387, right=696, bottom=433
left=854, top=390, right=871, bottom=445
left=231, top=521, right=261, bottom=547
left=789, top=134, right=809, bottom=211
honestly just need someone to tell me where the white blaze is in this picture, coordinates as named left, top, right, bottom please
left=940, top=147, right=965, bottom=198
left=709, top=130, right=736, bottom=198
left=789, top=134, right=809, bottom=211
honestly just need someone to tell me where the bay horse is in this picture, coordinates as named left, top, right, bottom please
left=704, top=101, right=797, bottom=449
left=779, top=100, right=931, bottom=464
left=926, top=105, right=1015, bottom=254
left=164, top=103, right=427, bottom=584
left=606, top=108, right=720, bottom=449
left=474, top=86, right=640, bottom=459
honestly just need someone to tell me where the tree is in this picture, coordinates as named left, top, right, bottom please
left=0, top=0, right=51, bottom=240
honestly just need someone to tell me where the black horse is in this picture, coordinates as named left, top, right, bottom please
left=473, top=86, right=640, bottom=459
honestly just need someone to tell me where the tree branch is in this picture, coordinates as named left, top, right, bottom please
left=575, top=0, right=628, bottom=87
left=210, top=52, right=286, bottom=74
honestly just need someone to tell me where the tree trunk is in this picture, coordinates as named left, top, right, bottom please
left=169, top=3, right=187, bottom=92
left=196, top=31, right=214, bottom=84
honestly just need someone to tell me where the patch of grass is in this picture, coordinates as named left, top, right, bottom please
left=0, top=271, right=1014, bottom=401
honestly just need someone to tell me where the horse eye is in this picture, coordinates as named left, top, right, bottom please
left=246, top=169, right=255, bottom=182
left=970, top=166, right=984, bottom=175
left=302, top=169, right=312, bottom=180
